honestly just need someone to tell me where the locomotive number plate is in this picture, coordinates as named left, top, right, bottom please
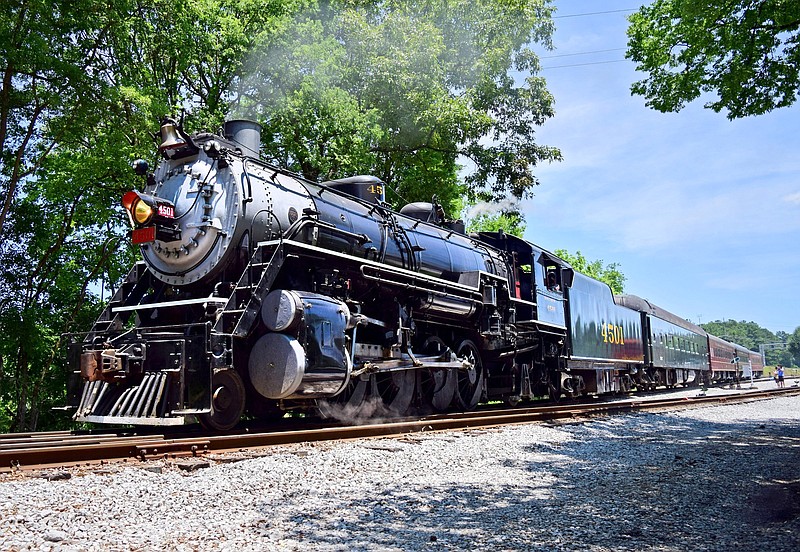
left=132, top=226, right=156, bottom=244
left=157, top=204, right=174, bottom=218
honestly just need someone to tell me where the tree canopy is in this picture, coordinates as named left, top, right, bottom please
left=231, top=0, right=560, bottom=213
left=788, top=326, right=800, bottom=365
left=700, top=319, right=797, bottom=366
left=626, top=0, right=800, bottom=119
left=554, top=249, right=626, bottom=294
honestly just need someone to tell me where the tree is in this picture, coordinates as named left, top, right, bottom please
left=0, top=0, right=309, bottom=431
left=789, top=326, right=800, bottom=364
left=776, top=349, right=796, bottom=368
left=554, top=249, right=626, bottom=294
left=233, top=0, right=561, bottom=214
left=465, top=211, right=526, bottom=237
left=700, top=319, right=777, bottom=352
left=626, top=1, right=800, bottom=119
left=461, top=198, right=526, bottom=237
left=0, top=0, right=150, bottom=431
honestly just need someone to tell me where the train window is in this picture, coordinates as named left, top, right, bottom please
left=544, top=266, right=560, bottom=292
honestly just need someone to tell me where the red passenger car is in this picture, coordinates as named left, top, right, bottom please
left=707, top=334, right=763, bottom=382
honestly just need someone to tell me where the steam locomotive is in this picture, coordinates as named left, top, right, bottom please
left=68, top=119, right=763, bottom=430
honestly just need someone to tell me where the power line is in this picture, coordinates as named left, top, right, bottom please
left=553, top=9, right=638, bottom=19
left=541, top=59, right=628, bottom=70
left=541, top=48, right=626, bottom=59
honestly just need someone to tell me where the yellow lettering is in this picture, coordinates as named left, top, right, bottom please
left=601, top=323, right=626, bottom=346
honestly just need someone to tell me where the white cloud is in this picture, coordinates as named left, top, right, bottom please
left=784, top=192, right=800, bottom=205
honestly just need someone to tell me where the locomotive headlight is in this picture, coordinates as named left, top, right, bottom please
left=122, top=191, right=175, bottom=225
left=133, top=200, right=154, bottom=225
left=122, top=190, right=179, bottom=244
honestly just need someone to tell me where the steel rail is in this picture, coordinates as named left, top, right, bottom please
left=2, top=387, right=799, bottom=472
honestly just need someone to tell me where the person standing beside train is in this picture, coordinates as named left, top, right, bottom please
left=776, top=365, right=785, bottom=388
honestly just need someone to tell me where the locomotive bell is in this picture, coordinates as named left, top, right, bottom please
left=159, top=121, right=186, bottom=151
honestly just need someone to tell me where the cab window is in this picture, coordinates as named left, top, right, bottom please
left=542, top=265, right=561, bottom=292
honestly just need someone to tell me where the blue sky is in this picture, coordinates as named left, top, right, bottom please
left=521, top=1, right=800, bottom=335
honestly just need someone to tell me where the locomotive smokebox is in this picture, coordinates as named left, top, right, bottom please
left=224, top=119, right=262, bottom=158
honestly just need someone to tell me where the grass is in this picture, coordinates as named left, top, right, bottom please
left=765, top=366, right=800, bottom=378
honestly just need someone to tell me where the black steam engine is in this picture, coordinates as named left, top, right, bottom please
left=68, top=119, right=742, bottom=430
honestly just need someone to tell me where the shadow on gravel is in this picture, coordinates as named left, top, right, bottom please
left=249, top=414, right=800, bottom=551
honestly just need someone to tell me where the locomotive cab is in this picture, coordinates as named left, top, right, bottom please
left=533, top=250, right=572, bottom=329
left=474, top=232, right=571, bottom=329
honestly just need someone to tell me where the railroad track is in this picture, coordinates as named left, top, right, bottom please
left=3, top=387, right=799, bottom=473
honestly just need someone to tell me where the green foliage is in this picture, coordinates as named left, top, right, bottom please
left=466, top=212, right=526, bottom=237
left=0, top=0, right=311, bottom=431
left=1, top=0, right=139, bottom=431
left=697, top=321, right=800, bottom=366
left=461, top=198, right=527, bottom=237
left=776, top=349, right=796, bottom=368
left=554, top=249, right=626, bottom=294
left=626, top=1, right=800, bottom=119
left=700, top=320, right=771, bottom=352
left=699, top=320, right=797, bottom=366
left=237, top=0, right=561, bottom=214
left=788, top=327, right=800, bottom=366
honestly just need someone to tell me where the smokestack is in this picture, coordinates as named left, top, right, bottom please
left=224, top=119, right=262, bottom=158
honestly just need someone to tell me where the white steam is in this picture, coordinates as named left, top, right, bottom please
left=464, top=199, right=521, bottom=219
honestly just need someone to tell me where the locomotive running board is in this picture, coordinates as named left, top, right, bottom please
left=76, top=415, right=190, bottom=426
left=112, top=297, right=228, bottom=312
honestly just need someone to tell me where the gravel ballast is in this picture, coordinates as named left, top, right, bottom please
left=2, top=393, right=799, bottom=551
